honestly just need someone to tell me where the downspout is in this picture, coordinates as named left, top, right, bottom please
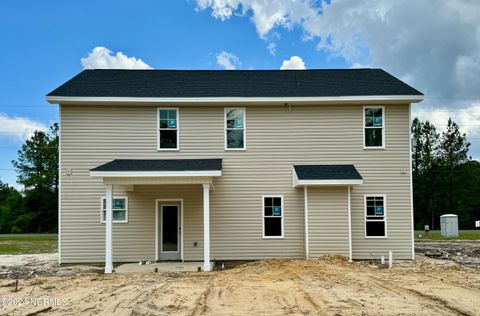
left=304, top=186, right=309, bottom=259
left=348, top=186, right=352, bottom=262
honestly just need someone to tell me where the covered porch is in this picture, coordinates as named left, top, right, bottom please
left=90, top=158, right=222, bottom=273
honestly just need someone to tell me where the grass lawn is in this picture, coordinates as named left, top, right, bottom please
left=0, top=234, right=57, bottom=254
left=414, top=230, right=480, bottom=240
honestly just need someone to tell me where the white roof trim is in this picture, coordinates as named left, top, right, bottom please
left=90, top=170, right=222, bottom=178
left=46, top=95, right=424, bottom=105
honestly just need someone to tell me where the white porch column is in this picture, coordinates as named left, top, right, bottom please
left=347, top=186, right=352, bottom=262
left=304, top=187, right=309, bottom=259
left=203, top=183, right=211, bottom=271
left=105, top=184, right=114, bottom=273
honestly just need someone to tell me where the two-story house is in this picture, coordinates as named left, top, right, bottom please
left=46, top=69, right=423, bottom=273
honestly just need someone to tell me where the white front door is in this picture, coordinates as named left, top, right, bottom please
left=159, top=203, right=181, bottom=260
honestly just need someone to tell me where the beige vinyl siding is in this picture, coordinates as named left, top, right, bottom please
left=60, top=103, right=412, bottom=263
left=307, top=187, right=349, bottom=258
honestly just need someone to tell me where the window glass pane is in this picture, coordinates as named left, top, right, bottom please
left=265, top=217, right=282, bottom=236
left=367, top=206, right=375, bottom=216
left=227, top=119, right=236, bottom=129
left=373, top=108, right=382, bottom=118
left=168, top=110, right=176, bottom=119
left=365, top=128, right=383, bottom=147
left=160, top=130, right=177, bottom=148
left=366, top=221, right=385, bottom=237
left=227, top=129, right=244, bottom=148
left=272, top=206, right=281, bottom=216
left=264, top=206, right=273, bottom=216
left=113, top=199, right=125, bottom=210
left=113, top=210, right=126, bottom=221
left=102, top=199, right=106, bottom=210
left=160, top=110, right=168, bottom=119
left=273, top=197, right=281, bottom=207
left=264, top=197, right=272, bottom=206
left=365, top=117, right=373, bottom=127
left=168, top=119, right=177, bottom=128
left=159, top=119, right=168, bottom=128
left=102, top=210, right=106, bottom=221
left=365, top=108, right=374, bottom=118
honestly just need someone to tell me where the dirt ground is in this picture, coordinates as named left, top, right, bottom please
left=1, top=253, right=480, bottom=316
left=415, top=240, right=480, bottom=268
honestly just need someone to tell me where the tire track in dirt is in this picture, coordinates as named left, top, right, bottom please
left=367, top=275, right=475, bottom=316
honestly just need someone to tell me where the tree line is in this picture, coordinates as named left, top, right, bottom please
left=412, top=118, right=479, bottom=230
left=0, top=118, right=479, bottom=233
left=0, top=124, right=58, bottom=233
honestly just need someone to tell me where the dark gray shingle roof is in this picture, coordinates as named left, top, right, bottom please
left=90, top=159, right=222, bottom=172
left=294, top=165, right=362, bottom=180
left=48, top=69, right=422, bottom=98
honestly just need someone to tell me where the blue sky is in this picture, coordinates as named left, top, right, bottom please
left=1, top=0, right=479, bottom=187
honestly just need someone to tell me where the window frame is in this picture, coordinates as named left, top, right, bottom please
left=364, top=194, right=387, bottom=238
left=262, top=194, right=284, bottom=239
left=224, top=107, right=246, bottom=151
left=157, top=107, right=180, bottom=151
left=363, top=105, right=385, bottom=150
left=100, top=196, right=129, bottom=224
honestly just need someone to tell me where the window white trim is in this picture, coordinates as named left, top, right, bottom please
left=262, top=194, right=284, bottom=239
left=363, top=105, right=385, bottom=150
left=364, top=194, right=387, bottom=238
left=100, top=196, right=129, bottom=224
left=224, top=107, right=246, bottom=150
left=157, top=107, right=179, bottom=151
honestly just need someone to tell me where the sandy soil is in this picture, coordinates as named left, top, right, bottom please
left=0, top=255, right=479, bottom=316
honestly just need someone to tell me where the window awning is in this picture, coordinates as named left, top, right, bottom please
left=90, top=159, right=222, bottom=177
left=293, top=164, right=363, bottom=187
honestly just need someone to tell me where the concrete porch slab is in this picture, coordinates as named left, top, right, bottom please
left=115, top=261, right=210, bottom=273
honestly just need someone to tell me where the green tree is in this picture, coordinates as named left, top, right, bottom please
left=437, top=118, right=471, bottom=217
left=0, top=180, right=25, bottom=233
left=12, top=123, right=58, bottom=232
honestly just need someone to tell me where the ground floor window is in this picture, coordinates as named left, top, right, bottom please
left=364, top=195, right=386, bottom=237
left=101, top=197, right=128, bottom=223
left=263, top=195, right=283, bottom=238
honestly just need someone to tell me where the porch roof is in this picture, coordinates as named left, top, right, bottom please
left=293, top=164, right=363, bottom=187
left=90, top=159, right=222, bottom=177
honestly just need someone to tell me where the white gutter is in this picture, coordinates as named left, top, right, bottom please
left=46, top=95, right=424, bottom=105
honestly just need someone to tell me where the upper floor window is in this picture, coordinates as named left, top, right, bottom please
left=158, top=108, right=179, bottom=150
left=364, top=106, right=385, bottom=149
left=364, top=195, right=386, bottom=238
left=225, top=108, right=246, bottom=150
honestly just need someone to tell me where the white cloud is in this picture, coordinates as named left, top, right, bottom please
left=267, top=42, right=277, bottom=56
left=413, top=103, right=480, bottom=141
left=195, top=0, right=317, bottom=38
left=0, top=113, right=48, bottom=142
left=81, top=47, right=152, bottom=69
left=216, top=51, right=241, bottom=70
left=280, top=56, right=306, bottom=70
left=196, top=0, right=480, bottom=158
